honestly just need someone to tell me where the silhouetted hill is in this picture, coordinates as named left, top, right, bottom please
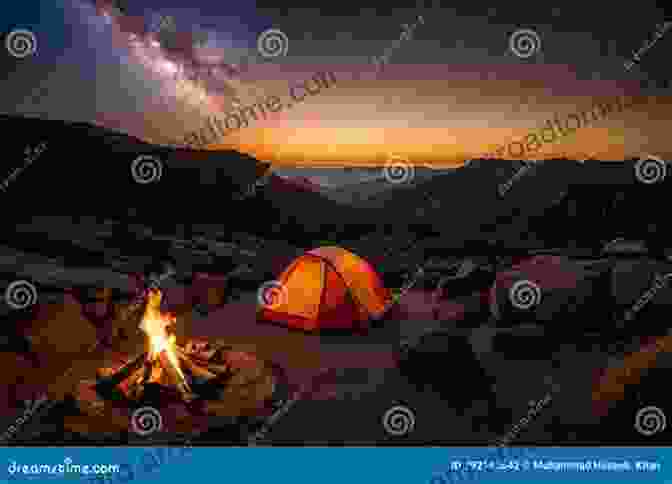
left=319, top=168, right=439, bottom=205
left=351, top=157, right=672, bottom=266
left=0, top=115, right=379, bottom=243
left=3, top=114, right=671, bottom=269
left=0, top=114, right=266, bottom=219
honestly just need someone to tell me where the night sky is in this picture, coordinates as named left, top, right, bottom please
left=1, top=1, right=671, bottom=167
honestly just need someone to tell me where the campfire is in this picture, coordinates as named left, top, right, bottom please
left=64, top=288, right=289, bottom=439
left=71, top=288, right=279, bottom=438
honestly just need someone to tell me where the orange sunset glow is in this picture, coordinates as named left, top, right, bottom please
left=196, top=65, right=671, bottom=167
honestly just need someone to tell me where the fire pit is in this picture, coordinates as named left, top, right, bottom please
left=65, top=288, right=284, bottom=440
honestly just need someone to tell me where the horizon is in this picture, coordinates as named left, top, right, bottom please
left=6, top=111, right=671, bottom=170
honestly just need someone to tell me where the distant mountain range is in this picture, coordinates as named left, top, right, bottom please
left=0, top=114, right=379, bottom=243
left=1, top=114, right=671, bottom=278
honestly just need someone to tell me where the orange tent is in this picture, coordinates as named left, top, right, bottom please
left=258, top=247, right=392, bottom=331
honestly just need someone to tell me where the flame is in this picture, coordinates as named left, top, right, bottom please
left=140, top=289, right=189, bottom=387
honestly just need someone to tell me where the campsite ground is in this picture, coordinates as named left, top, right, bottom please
left=258, top=325, right=672, bottom=445
left=178, top=290, right=671, bottom=445
left=4, top=286, right=672, bottom=446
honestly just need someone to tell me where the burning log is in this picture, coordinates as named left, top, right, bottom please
left=120, top=290, right=257, bottom=398
left=175, top=352, right=218, bottom=381
left=96, top=351, right=146, bottom=387
left=68, top=287, right=279, bottom=438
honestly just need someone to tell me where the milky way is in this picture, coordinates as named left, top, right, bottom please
left=86, top=0, right=267, bottom=144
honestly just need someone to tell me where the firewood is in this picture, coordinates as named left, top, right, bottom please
left=205, top=363, right=230, bottom=375
left=176, top=346, right=215, bottom=369
left=107, top=364, right=144, bottom=399
left=96, top=351, right=146, bottom=388
left=126, top=378, right=144, bottom=401
left=210, top=347, right=232, bottom=365
left=96, top=367, right=116, bottom=379
left=178, top=354, right=218, bottom=380
left=181, top=342, right=217, bottom=361
left=226, top=364, right=264, bottom=386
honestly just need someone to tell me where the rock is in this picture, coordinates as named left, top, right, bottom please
left=397, top=330, right=495, bottom=408
left=24, top=294, right=98, bottom=360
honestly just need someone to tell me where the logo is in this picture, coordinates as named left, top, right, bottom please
left=131, top=155, right=163, bottom=184
left=257, top=281, right=289, bottom=310
left=4, top=280, right=38, bottom=310
left=508, top=279, right=542, bottom=310
left=382, top=405, right=416, bottom=436
left=509, top=29, right=541, bottom=58
left=5, top=29, right=37, bottom=58
left=23, top=395, right=47, bottom=414
left=257, top=29, right=289, bottom=58
left=130, top=406, right=163, bottom=436
left=383, top=154, right=415, bottom=184
left=634, top=406, right=666, bottom=436
left=634, top=155, right=666, bottom=184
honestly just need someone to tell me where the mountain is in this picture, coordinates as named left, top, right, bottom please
left=319, top=169, right=439, bottom=205
left=0, top=115, right=379, bottom=243
left=0, top=114, right=266, bottom=220
left=347, top=157, right=672, bottom=269
left=3, top=114, right=670, bottom=278
left=253, top=173, right=380, bottom=242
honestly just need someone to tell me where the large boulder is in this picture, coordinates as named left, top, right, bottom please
left=489, top=256, right=612, bottom=331
left=396, top=330, right=495, bottom=408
